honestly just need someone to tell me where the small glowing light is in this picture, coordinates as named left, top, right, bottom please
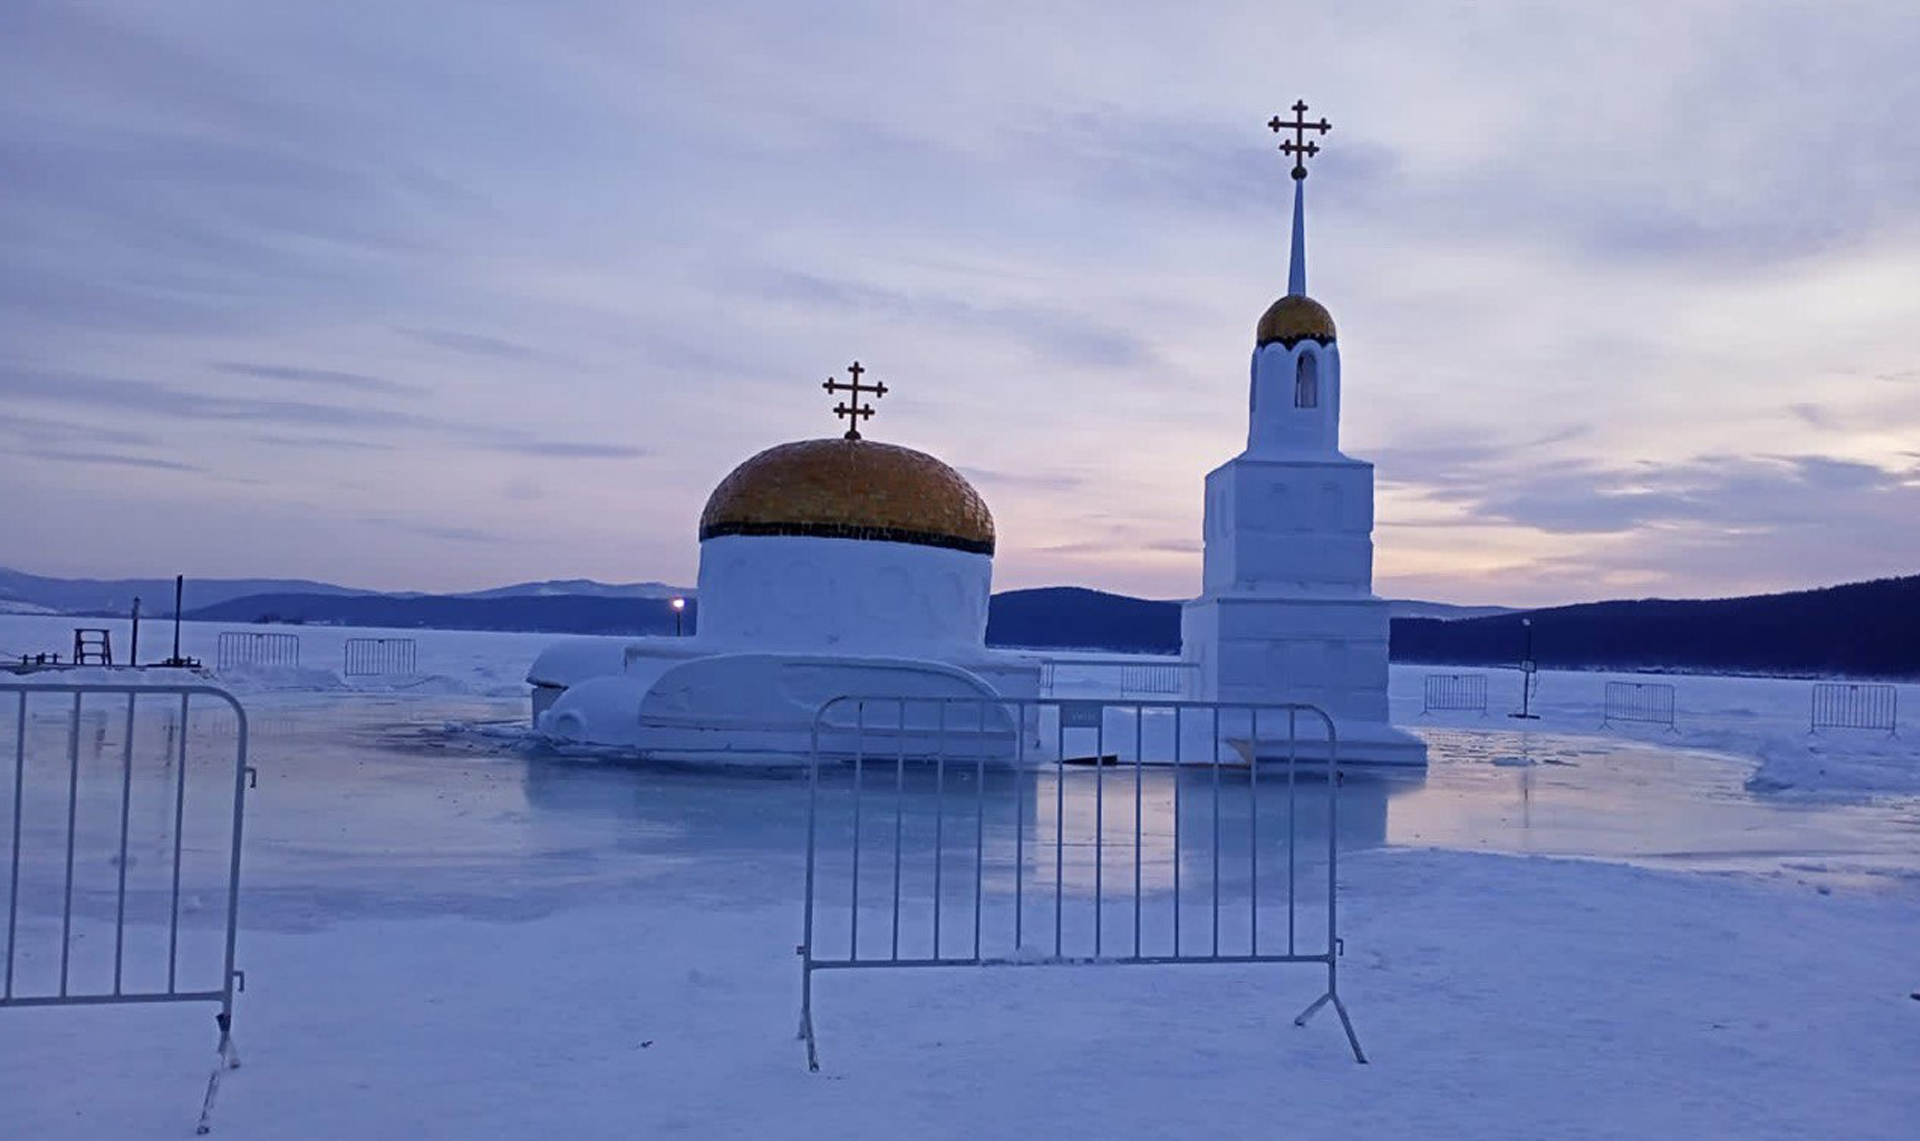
left=671, top=597, right=686, bottom=611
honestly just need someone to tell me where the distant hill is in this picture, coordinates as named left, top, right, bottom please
left=0, top=567, right=374, bottom=615
left=442, top=579, right=690, bottom=601
left=179, top=585, right=1505, bottom=655
left=1393, top=575, right=1920, bottom=678
left=185, top=592, right=697, bottom=636
left=1389, top=600, right=1516, bottom=621
left=987, top=588, right=1182, bottom=653
left=0, top=566, right=694, bottom=616
left=25, top=563, right=1917, bottom=677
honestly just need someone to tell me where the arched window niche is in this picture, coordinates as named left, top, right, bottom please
left=1294, top=350, right=1320, bottom=409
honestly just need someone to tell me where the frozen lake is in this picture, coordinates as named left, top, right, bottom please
left=17, top=689, right=1895, bottom=935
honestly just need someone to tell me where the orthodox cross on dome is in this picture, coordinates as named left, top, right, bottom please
left=1269, top=100, right=1331, bottom=181
left=823, top=360, right=887, bottom=440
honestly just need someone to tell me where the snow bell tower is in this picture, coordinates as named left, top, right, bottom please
left=1181, top=103, right=1425, bottom=767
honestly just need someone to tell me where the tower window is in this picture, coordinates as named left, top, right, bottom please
left=1294, top=354, right=1319, bottom=409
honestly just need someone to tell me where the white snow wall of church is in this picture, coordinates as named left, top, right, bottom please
left=1248, top=340, right=1340, bottom=455
left=694, top=534, right=991, bottom=652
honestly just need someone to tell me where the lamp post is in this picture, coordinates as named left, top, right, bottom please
left=671, top=597, right=686, bottom=636
left=1509, top=616, right=1540, bottom=720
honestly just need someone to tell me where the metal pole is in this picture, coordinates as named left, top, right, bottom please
left=172, top=575, right=184, bottom=665
left=130, top=597, right=141, bottom=667
left=5, top=692, right=24, bottom=999
left=1509, top=617, right=1540, bottom=720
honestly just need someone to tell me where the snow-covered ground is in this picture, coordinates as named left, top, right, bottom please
left=3, top=615, right=1917, bottom=1139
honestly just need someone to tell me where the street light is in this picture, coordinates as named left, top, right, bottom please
left=671, top=596, right=686, bottom=636
left=1508, top=616, right=1540, bottom=720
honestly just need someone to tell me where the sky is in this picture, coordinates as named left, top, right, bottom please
left=2, top=0, right=1917, bottom=606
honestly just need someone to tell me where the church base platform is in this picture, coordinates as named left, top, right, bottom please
left=1229, top=719, right=1428, bottom=770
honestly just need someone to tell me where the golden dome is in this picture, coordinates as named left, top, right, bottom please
left=699, top=438, right=995, bottom=555
left=1256, top=294, right=1337, bottom=348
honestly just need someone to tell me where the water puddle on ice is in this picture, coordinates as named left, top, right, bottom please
left=1390, top=727, right=1920, bottom=888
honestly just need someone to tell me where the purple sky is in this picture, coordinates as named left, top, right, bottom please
left=3, top=1, right=1917, bottom=605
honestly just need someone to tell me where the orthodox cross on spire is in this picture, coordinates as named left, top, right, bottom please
left=823, top=360, right=887, bottom=440
left=1269, top=100, right=1331, bottom=180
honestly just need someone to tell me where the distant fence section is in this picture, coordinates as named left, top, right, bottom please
left=798, top=695, right=1364, bottom=1073
left=1420, top=673, right=1488, bottom=715
left=342, top=637, right=417, bottom=677
left=1602, top=681, right=1677, bottom=730
left=2, top=681, right=254, bottom=1131
left=1810, top=682, right=1898, bottom=735
left=215, top=632, right=300, bottom=672
left=1040, top=658, right=1196, bottom=698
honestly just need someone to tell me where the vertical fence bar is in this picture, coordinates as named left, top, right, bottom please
left=167, top=693, right=188, bottom=989
left=932, top=701, right=946, bottom=960
left=849, top=701, right=864, bottom=963
left=1133, top=704, right=1143, bottom=958
left=801, top=700, right=822, bottom=1046
left=113, top=692, right=137, bottom=994
left=1287, top=708, right=1297, bottom=957
left=220, top=699, right=250, bottom=1009
left=1326, top=716, right=1341, bottom=962
left=1249, top=707, right=1259, bottom=957
left=972, top=700, right=986, bottom=963
left=1094, top=710, right=1104, bottom=958
left=59, top=692, right=81, bottom=997
left=1014, top=705, right=1026, bottom=951
left=5, top=691, right=23, bottom=999
left=1210, top=706, right=1221, bottom=957
left=1172, top=705, right=1182, bottom=959
left=890, top=700, right=904, bottom=962
left=1053, top=711, right=1065, bottom=959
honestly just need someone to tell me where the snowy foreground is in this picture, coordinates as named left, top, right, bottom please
left=2, top=616, right=1918, bottom=1139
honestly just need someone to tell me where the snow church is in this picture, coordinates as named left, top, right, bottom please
left=529, top=107, right=1425, bottom=769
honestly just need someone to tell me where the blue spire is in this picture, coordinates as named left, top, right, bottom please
left=1287, top=177, right=1307, bottom=296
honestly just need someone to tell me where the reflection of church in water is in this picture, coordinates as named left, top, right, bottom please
left=528, top=103, right=1423, bottom=769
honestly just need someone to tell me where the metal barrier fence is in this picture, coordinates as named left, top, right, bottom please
left=1602, top=681, right=1677, bottom=730
left=1039, top=658, right=1196, bottom=698
left=215, top=631, right=300, bottom=672
left=798, top=696, right=1363, bottom=1072
left=1420, top=672, right=1487, bottom=715
left=1, top=681, right=253, bottom=1132
left=342, top=637, right=417, bottom=677
left=1810, top=682, right=1898, bottom=735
